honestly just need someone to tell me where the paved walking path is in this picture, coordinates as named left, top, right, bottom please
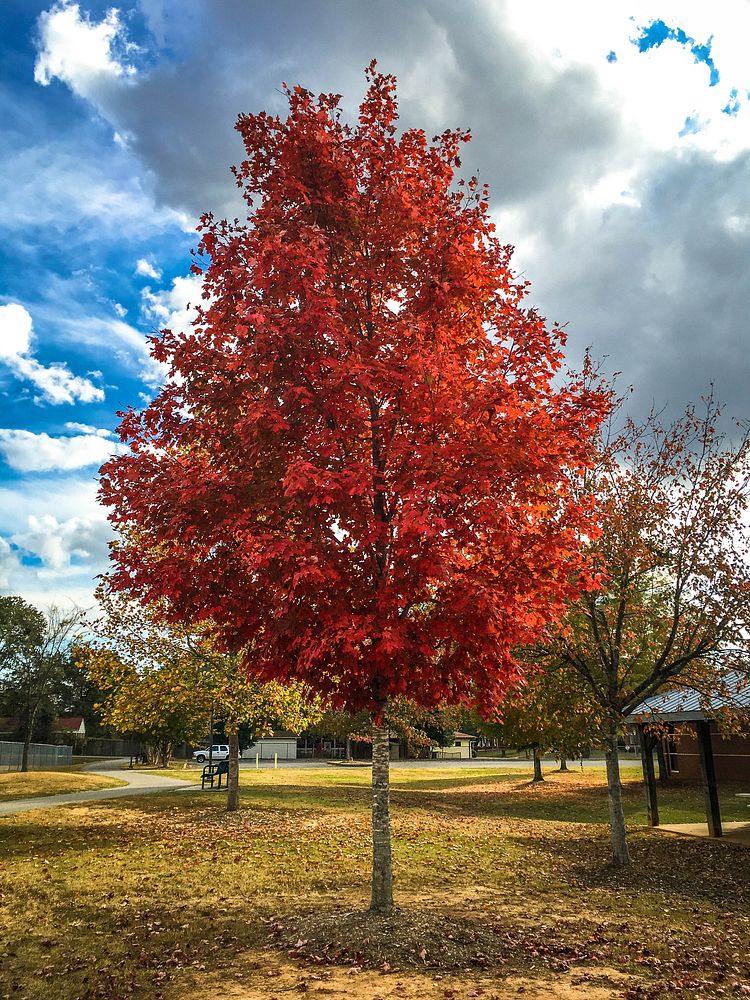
left=0, top=759, right=193, bottom=818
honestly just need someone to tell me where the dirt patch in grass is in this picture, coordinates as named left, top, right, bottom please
left=0, top=769, right=126, bottom=801
left=187, top=951, right=624, bottom=1000
left=270, top=907, right=514, bottom=971
left=264, top=903, right=750, bottom=999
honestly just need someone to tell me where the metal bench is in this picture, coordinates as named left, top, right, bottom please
left=201, top=759, right=229, bottom=789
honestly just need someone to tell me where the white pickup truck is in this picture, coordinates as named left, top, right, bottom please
left=192, top=744, right=230, bottom=763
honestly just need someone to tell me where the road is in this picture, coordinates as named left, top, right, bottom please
left=236, top=755, right=643, bottom=771
left=0, top=754, right=643, bottom=816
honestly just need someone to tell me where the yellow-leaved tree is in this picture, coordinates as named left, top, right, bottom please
left=80, top=586, right=321, bottom=810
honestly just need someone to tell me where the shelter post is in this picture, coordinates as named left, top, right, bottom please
left=695, top=720, right=722, bottom=838
left=655, top=741, right=669, bottom=783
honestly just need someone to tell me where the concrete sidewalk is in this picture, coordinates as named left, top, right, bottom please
left=0, top=759, right=193, bottom=818
left=658, top=821, right=750, bottom=847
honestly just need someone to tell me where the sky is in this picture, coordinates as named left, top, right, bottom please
left=1, top=0, right=749, bottom=611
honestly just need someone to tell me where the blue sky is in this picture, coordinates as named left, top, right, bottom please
left=1, top=1, right=749, bottom=609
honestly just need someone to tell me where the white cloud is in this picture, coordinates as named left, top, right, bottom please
left=502, top=1, right=750, bottom=166
left=63, top=422, right=114, bottom=437
left=135, top=258, right=162, bottom=280
left=12, top=513, right=111, bottom=574
left=113, top=303, right=128, bottom=318
left=0, top=536, right=17, bottom=590
left=0, top=428, right=125, bottom=473
left=0, top=476, right=101, bottom=535
left=0, top=302, right=32, bottom=357
left=34, top=2, right=136, bottom=101
left=30, top=302, right=166, bottom=388
left=0, top=142, right=191, bottom=236
left=141, top=272, right=204, bottom=336
left=0, top=302, right=104, bottom=404
left=0, top=477, right=111, bottom=607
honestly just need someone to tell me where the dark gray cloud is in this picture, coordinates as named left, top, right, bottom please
left=50, top=0, right=750, bottom=426
left=108, top=1, right=620, bottom=220
left=520, top=148, right=750, bottom=423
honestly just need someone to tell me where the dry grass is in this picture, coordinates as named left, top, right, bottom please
left=0, top=769, right=126, bottom=802
left=0, top=767, right=748, bottom=1000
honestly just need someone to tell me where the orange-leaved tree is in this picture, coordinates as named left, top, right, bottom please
left=99, top=64, right=608, bottom=912
left=542, top=396, right=750, bottom=866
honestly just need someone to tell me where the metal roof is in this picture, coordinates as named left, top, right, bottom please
left=626, top=670, right=750, bottom=723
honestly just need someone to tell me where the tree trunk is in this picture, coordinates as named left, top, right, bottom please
left=20, top=734, right=31, bottom=773
left=227, top=729, right=240, bottom=812
left=532, top=746, right=544, bottom=782
left=604, top=722, right=631, bottom=867
left=639, top=732, right=659, bottom=827
left=20, top=702, right=42, bottom=773
left=159, top=741, right=172, bottom=768
left=558, top=756, right=569, bottom=772
left=370, top=721, right=394, bottom=913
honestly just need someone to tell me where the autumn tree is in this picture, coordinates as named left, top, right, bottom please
left=540, top=397, right=750, bottom=866
left=82, top=590, right=318, bottom=810
left=99, top=65, right=608, bottom=912
left=0, top=597, right=80, bottom=771
left=80, top=644, right=207, bottom=766
left=310, top=699, right=464, bottom=759
left=474, top=665, right=603, bottom=781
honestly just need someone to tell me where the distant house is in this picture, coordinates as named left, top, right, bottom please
left=431, top=732, right=477, bottom=760
left=52, top=716, right=86, bottom=743
left=246, top=731, right=298, bottom=760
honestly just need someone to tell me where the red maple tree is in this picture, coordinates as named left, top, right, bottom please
left=100, top=64, right=608, bottom=911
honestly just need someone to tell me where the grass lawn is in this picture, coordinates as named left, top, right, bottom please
left=0, top=768, right=127, bottom=802
left=0, top=767, right=748, bottom=1000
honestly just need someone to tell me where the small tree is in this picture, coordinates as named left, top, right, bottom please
left=543, top=397, right=750, bottom=866
left=81, top=645, right=206, bottom=766
left=100, top=65, right=608, bottom=911
left=474, top=666, right=602, bottom=780
left=310, top=699, right=464, bottom=760
left=0, top=597, right=80, bottom=771
left=83, top=589, right=318, bottom=802
left=198, top=648, right=320, bottom=811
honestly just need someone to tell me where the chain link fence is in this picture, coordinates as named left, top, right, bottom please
left=0, top=742, right=72, bottom=772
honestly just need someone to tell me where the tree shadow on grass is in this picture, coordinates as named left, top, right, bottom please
left=2, top=880, right=269, bottom=1000
left=507, top=823, right=750, bottom=910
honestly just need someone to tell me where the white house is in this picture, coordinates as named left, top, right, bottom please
left=431, top=731, right=476, bottom=760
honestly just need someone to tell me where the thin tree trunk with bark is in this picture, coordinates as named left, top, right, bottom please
left=159, top=741, right=172, bottom=768
left=21, top=734, right=31, bottom=773
left=639, top=733, right=659, bottom=827
left=227, top=729, right=240, bottom=812
left=370, top=721, right=394, bottom=913
left=604, top=722, right=631, bottom=867
left=558, top=756, right=569, bottom=772
left=20, top=703, right=40, bottom=773
left=532, top=745, right=544, bottom=782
